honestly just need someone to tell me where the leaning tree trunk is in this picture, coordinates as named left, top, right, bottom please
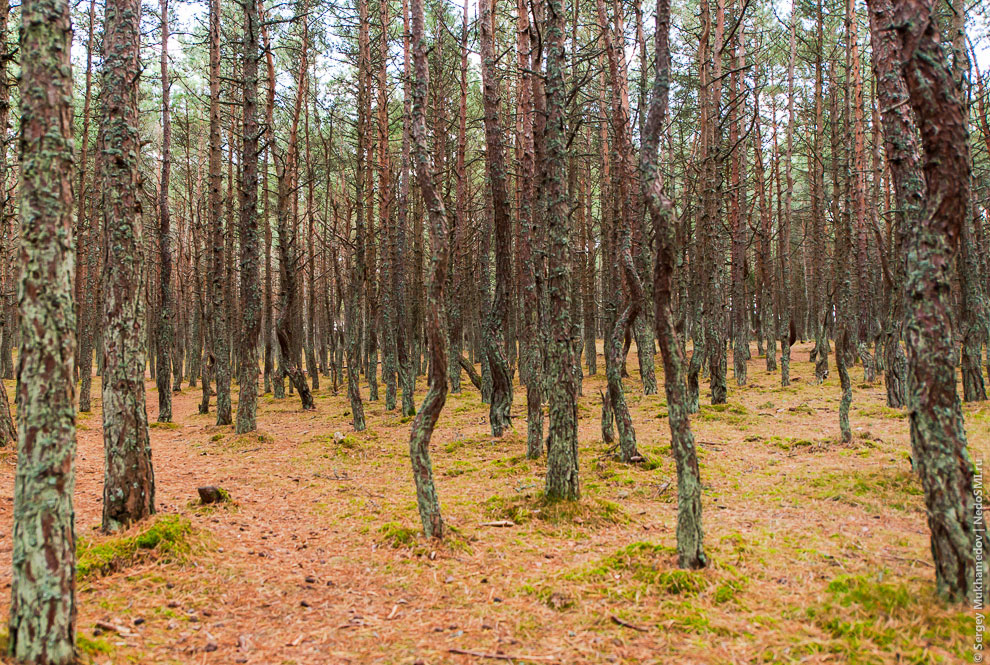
left=99, top=0, right=155, bottom=532
left=866, top=0, right=986, bottom=603
left=408, top=0, right=447, bottom=538
left=642, top=0, right=706, bottom=570
left=8, top=0, right=77, bottom=657
left=598, top=0, right=642, bottom=464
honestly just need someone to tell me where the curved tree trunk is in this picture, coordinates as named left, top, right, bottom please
left=478, top=0, right=513, bottom=438
left=408, top=0, right=448, bottom=537
left=642, top=0, right=706, bottom=570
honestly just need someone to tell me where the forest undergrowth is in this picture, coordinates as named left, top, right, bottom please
left=0, top=341, right=977, bottom=664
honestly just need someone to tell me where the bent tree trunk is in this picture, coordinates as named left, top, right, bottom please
left=8, top=0, right=77, bottom=658
left=642, top=0, right=705, bottom=570
left=408, top=0, right=447, bottom=538
left=867, top=0, right=986, bottom=602
left=478, top=0, right=513, bottom=438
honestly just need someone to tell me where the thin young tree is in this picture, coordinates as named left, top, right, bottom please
left=100, top=0, right=155, bottom=532
left=8, top=0, right=77, bottom=656
left=157, top=0, right=174, bottom=422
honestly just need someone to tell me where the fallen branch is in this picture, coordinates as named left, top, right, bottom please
left=478, top=520, right=515, bottom=528
left=95, top=620, right=131, bottom=636
left=448, top=648, right=556, bottom=662
left=610, top=615, right=648, bottom=632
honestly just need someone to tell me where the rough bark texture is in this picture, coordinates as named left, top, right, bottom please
left=642, top=0, right=706, bottom=570
left=543, top=0, right=580, bottom=502
left=99, top=0, right=155, bottom=533
left=870, top=0, right=986, bottom=603
left=156, top=0, right=173, bottom=423
left=275, top=19, right=315, bottom=413
left=8, top=0, right=77, bottom=656
left=208, top=0, right=232, bottom=426
left=478, top=0, right=513, bottom=438
left=408, top=0, right=447, bottom=538
left=235, top=0, right=261, bottom=433
left=516, top=0, right=543, bottom=459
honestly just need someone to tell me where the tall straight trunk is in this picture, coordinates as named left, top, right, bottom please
left=157, top=0, right=174, bottom=422
left=395, top=0, right=415, bottom=417
left=100, top=0, right=155, bottom=532
left=543, top=0, right=580, bottom=501
left=235, top=0, right=261, bottom=433
left=8, top=0, right=77, bottom=656
left=379, top=0, right=397, bottom=410
left=753, top=81, right=775, bottom=374
left=780, top=0, right=797, bottom=387
left=408, top=0, right=447, bottom=538
left=349, top=0, right=370, bottom=429
left=0, top=0, right=15, bottom=443
left=850, top=0, right=874, bottom=383
left=76, top=0, right=98, bottom=409
left=209, top=0, right=232, bottom=425
left=479, top=0, right=513, bottom=437
left=729, top=12, right=747, bottom=386
left=448, top=0, right=468, bottom=396
left=642, top=0, right=706, bottom=570
left=812, top=0, right=829, bottom=383
left=261, top=3, right=276, bottom=397
left=304, top=69, right=318, bottom=393
left=866, top=0, right=986, bottom=604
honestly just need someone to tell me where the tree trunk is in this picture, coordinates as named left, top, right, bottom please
left=479, top=0, right=513, bottom=438
left=235, top=0, right=261, bottom=433
left=543, top=0, right=580, bottom=501
left=866, top=0, right=986, bottom=604
left=8, top=0, right=77, bottom=656
left=408, top=0, right=447, bottom=538
left=642, top=0, right=706, bottom=570
left=157, top=0, right=174, bottom=422
left=100, top=0, right=155, bottom=532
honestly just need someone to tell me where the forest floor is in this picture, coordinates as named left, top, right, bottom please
left=0, top=341, right=981, bottom=664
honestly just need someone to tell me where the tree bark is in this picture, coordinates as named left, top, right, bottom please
left=8, top=0, right=77, bottom=655
left=235, top=0, right=262, bottom=433
left=642, top=0, right=706, bottom=570
left=408, top=0, right=447, bottom=537
left=157, top=0, right=174, bottom=422
left=100, top=0, right=155, bottom=532
left=479, top=0, right=514, bottom=438
left=867, top=0, right=986, bottom=604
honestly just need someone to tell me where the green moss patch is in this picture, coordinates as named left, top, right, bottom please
left=77, top=515, right=194, bottom=579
